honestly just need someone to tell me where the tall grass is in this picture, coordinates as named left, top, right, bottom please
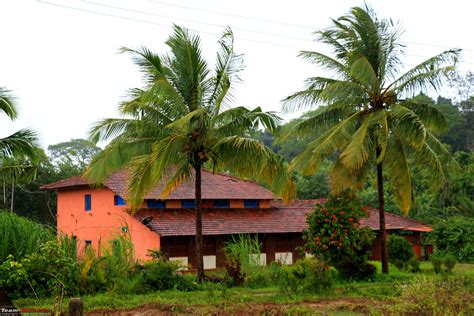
left=0, top=210, right=54, bottom=262
left=224, top=234, right=262, bottom=271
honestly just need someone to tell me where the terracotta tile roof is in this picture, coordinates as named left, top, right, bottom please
left=40, top=175, right=92, bottom=189
left=136, top=199, right=431, bottom=237
left=41, top=170, right=274, bottom=200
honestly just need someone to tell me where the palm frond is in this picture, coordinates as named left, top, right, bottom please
left=401, top=100, right=448, bottom=132
left=212, top=136, right=296, bottom=201
left=206, top=27, right=244, bottom=114
left=389, top=105, right=426, bottom=148
left=166, top=24, right=210, bottom=111
left=385, top=137, right=414, bottom=213
left=390, top=49, right=460, bottom=96
left=0, top=87, right=18, bottom=120
left=0, top=129, right=38, bottom=158
left=340, top=114, right=373, bottom=170
left=85, top=138, right=154, bottom=184
left=297, top=51, right=348, bottom=78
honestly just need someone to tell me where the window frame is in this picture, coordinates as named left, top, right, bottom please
left=114, top=195, right=126, bottom=206
left=213, top=199, right=230, bottom=208
left=147, top=199, right=165, bottom=209
left=85, top=194, right=92, bottom=211
left=244, top=199, right=260, bottom=208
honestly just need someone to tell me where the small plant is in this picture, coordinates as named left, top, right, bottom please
left=223, top=235, right=262, bottom=286
left=430, top=254, right=444, bottom=274
left=430, top=252, right=457, bottom=274
left=408, top=256, right=421, bottom=273
left=443, top=254, right=457, bottom=273
left=147, top=249, right=166, bottom=261
left=278, top=257, right=332, bottom=294
left=388, top=235, right=414, bottom=270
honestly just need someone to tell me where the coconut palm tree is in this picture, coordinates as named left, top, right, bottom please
left=283, top=6, right=459, bottom=273
left=0, top=88, right=37, bottom=158
left=86, top=25, right=295, bottom=282
left=0, top=87, right=38, bottom=211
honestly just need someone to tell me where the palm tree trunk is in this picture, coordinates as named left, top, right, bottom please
left=194, top=160, right=205, bottom=283
left=376, top=147, right=389, bottom=274
left=10, top=178, right=15, bottom=213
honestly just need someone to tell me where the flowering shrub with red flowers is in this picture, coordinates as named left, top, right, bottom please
left=303, top=191, right=376, bottom=280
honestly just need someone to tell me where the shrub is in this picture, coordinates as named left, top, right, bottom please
left=396, top=276, right=474, bottom=315
left=0, top=239, right=79, bottom=299
left=430, top=252, right=457, bottom=274
left=0, top=211, right=54, bottom=262
left=428, top=217, right=474, bottom=262
left=303, top=191, right=375, bottom=280
left=388, top=235, right=414, bottom=269
left=430, top=255, right=444, bottom=274
left=223, top=235, right=262, bottom=286
left=336, top=259, right=376, bottom=281
left=79, top=234, right=137, bottom=294
left=278, top=257, right=332, bottom=294
left=141, top=261, right=185, bottom=291
left=408, top=256, right=421, bottom=273
left=443, top=254, right=457, bottom=273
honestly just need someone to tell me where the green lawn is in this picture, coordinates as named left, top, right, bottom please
left=14, top=262, right=474, bottom=315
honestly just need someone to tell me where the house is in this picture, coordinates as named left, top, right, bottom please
left=41, top=170, right=432, bottom=269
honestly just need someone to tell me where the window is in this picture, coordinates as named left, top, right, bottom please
left=114, top=195, right=126, bottom=206
left=147, top=199, right=165, bottom=208
left=213, top=199, right=230, bottom=208
left=275, top=252, right=293, bottom=265
left=244, top=199, right=259, bottom=208
left=181, top=199, right=196, bottom=208
left=85, top=240, right=92, bottom=247
left=85, top=194, right=91, bottom=211
left=203, top=255, right=217, bottom=269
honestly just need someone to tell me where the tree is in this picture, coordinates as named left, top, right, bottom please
left=283, top=6, right=458, bottom=273
left=0, top=87, right=38, bottom=211
left=48, top=139, right=101, bottom=175
left=86, top=26, right=295, bottom=282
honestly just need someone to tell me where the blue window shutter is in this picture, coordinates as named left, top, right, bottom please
left=85, top=194, right=91, bottom=211
left=244, top=199, right=259, bottom=208
left=181, top=199, right=196, bottom=208
left=147, top=199, right=165, bottom=209
left=114, top=195, right=126, bottom=206
left=213, top=200, right=230, bottom=208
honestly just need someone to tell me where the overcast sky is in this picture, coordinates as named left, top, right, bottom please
left=1, top=0, right=473, bottom=148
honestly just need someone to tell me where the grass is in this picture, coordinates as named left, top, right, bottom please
left=0, top=211, right=54, bottom=262
left=14, top=262, right=474, bottom=315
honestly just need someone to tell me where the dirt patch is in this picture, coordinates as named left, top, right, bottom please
left=86, top=298, right=384, bottom=315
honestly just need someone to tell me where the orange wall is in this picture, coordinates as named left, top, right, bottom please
left=57, top=187, right=160, bottom=261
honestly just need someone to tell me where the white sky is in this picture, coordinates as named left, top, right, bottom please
left=1, top=0, right=473, bottom=148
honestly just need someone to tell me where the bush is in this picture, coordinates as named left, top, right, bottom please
left=443, top=254, right=457, bottom=273
left=79, top=234, right=137, bottom=294
left=223, top=235, right=262, bottom=286
left=388, top=235, right=414, bottom=269
left=0, top=211, right=54, bottom=262
left=430, top=255, right=444, bottom=274
left=0, top=239, right=79, bottom=299
left=337, top=260, right=376, bottom=281
left=429, top=217, right=474, bottom=262
left=430, top=253, right=457, bottom=274
left=395, top=276, right=474, bottom=315
left=408, top=256, right=421, bottom=273
left=303, top=191, right=375, bottom=280
left=278, top=257, right=332, bottom=294
left=140, top=260, right=196, bottom=291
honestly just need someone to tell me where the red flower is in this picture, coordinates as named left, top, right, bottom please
left=339, top=211, right=345, bottom=215
left=349, top=217, right=353, bottom=222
